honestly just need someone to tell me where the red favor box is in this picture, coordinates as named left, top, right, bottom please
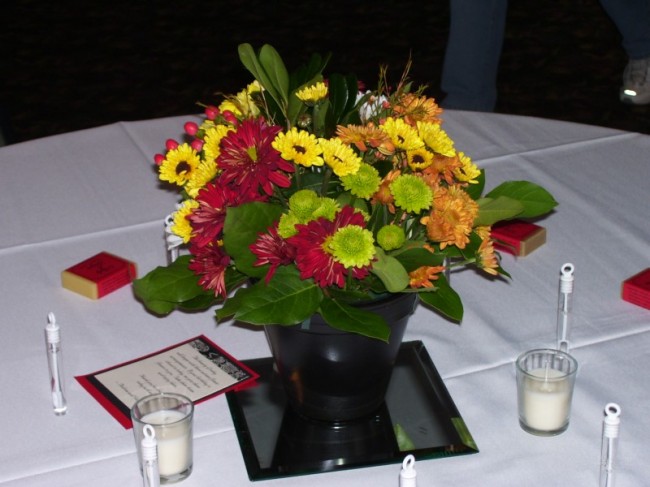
left=61, top=252, right=137, bottom=299
left=491, top=220, right=546, bottom=256
left=622, top=268, right=650, bottom=310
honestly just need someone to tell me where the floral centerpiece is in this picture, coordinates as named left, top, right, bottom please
left=133, top=44, right=557, bottom=342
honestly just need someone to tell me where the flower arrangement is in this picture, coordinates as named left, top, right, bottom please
left=133, top=44, right=557, bottom=341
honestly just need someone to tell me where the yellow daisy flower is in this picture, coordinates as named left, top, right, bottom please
left=454, top=151, right=481, bottom=184
left=318, top=137, right=362, bottom=177
left=417, top=121, right=455, bottom=157
left=380, top=117, right=424, bottom=152
left=203, top=124, right=233, bottom=164
left=171, top=199, right=199, bottom=243
left=406, top=147, right=434, bottom=170
left=272, top=127, right=324, bottom=167
left=159, top=143, right=201, bottom=186
left=219, top=81, right=263, bottom=117
left=185, top=158, right=218, bottom=198
left=296, top=82, right=328, bottom=103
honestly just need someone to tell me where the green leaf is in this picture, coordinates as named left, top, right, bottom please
left=392, top=245, right=446, bottom=272
left=319, top=297, right=391, bottom=342
left=225, top=266, right=322, bottom=325
left=371, top=247, right=410, bottom=292
left=328, top=73, right=348, bottom=122
left=259, top=44, right=289, bottom=105
left=133, top=256, right=206, bottom=304
left=418, top=277, right=464, bottom=322
left=475, top=195, right=525, bottom=226
left=137, top=298, right=178, bottom=316
left=223, top=202, right=284, bottom=277
left=237, top=43, right=282, bottom=110
left=343, top=73, right=360, bottom=115
left=485, top=180, right=558, bottom=218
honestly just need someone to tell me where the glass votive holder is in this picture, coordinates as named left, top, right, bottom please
left=131, top=392, right=194, bottom=484
left=516, top=348, right=578, bottom=436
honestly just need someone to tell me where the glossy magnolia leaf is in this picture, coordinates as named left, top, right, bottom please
left=133, top=256, right=207, bottom=305
left=392, top=246, right=446, bottom=272
left=227, top=266, right=322, bottom=325
left=475, top=195, right=524, bottom=226
left=259, top=44, right=289, bottom=105
left=371, top=247, right=410, bottom=292
left=178, top=293, right=219, bottom=312
left=328, top=73, right=348, bottom=123
left=238, top=43, right=282, bottom=110
left=137, top=298, right=177, bottom=316
left=223, top=202, right=284, bottom=277
left=418, top=279, right=464, bottom=322
left=486, top=180, right=558, bottom=218
left=319, top=297, right=391, bottom=342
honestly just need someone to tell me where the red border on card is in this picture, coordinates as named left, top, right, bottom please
left=75, top=335, right=259, bottom=429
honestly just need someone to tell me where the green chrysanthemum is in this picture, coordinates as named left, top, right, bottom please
left=312, top=197, right=339, bottom=221
left=377, top=224, right=406, bottom=251
left=278, top=212, right=300, bottom=238
left=340, top=163, right=381, bottom=199
left=289, top=189, right=321, bottom=220
left=329, top=226, right=376, bottom=268
left=390, top=174, right=433, bottom=213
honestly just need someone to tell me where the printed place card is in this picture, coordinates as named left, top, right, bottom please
left=77, top=335, right=259, bottom=428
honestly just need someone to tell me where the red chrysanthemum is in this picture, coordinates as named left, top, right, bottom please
left=188, top=242, right=231, bottom=298
left=250, top=225, right=297, bottom=283
left=217, top=118, right=294, bottom=196
left=188, top=179, right=267, bottom=248
left=287, top=206, right=370, bottom=288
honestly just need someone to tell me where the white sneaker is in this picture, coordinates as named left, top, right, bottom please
left=620, top=56, right=650, bottom=105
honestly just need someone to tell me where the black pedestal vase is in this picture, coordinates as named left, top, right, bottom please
left=264, top=293, right=418, bottom=422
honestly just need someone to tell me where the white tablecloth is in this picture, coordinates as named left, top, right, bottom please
left=1, top=111, right=648, bottom=486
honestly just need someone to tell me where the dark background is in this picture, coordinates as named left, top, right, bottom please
left=1, top=0, right=648, bottom=145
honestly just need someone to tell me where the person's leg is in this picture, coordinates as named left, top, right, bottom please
left=440, top=0, right=509, bottom=112
left=599, top=0, right=650, bottom=104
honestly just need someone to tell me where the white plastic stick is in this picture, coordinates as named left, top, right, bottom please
left=600, top=403, right=621, bottom=487
left=557, top=263, right=575, bottom=352
left=45, top=312, right=67, bottom=415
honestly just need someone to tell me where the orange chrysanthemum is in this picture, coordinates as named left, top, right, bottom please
left=421, top=185, right=479, bottom=249
left=371, top=169, right=401, bottom=213
left=336, top=123, right=394, bottom=154
left=477, top=237, right=499, bottom=275
left=392, top=93, right=444, bottom=126
left=409, top=265, right=445, bottom=288
left=421, top=154, right=463, bottom=186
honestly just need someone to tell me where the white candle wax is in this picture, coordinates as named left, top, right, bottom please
left=522, top=368, right=571, bottom=432
left=141, top=410, right=191, bottom=477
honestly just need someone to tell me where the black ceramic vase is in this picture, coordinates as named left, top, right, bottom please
left=264, top=293, right=418, bottom=422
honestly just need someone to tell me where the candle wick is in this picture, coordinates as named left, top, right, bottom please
left=544, top=361, right=550, bottom=381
